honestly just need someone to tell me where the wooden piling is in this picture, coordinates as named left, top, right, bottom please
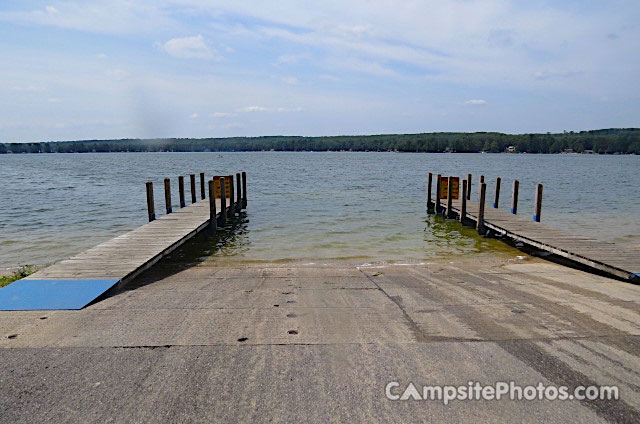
left=446, top=176, right=454, bottom=218
left=242, top=171, right=247, bottom=209
left=228, top=175, right=235, bottom=219
left=190, top=174, right=196, bottom=203
left=208, top=180, right=217, bottom=234
left=533, top=183, right=543, bottom=222
left=466, top=174, right=472, bottom=200
left=477, top=182, right=486, bottom=233
left=511, top=180, right=519, bottom=214
left=236, top=173, right=242, bottom=211
left=200, top=173, right=205, bottom=200
left=427, top=172, right=434, bottom=213
left=220, top=178, right=227, bottom=226
left=435, top=174, right=442, bottom=215
left=460, top=180, right=467, bottom=224
left=146, top=181, right=155, bottom=222
left=493, top=177, right=501, bottom=208
left=478, top=175, right=484, bottom=201
left=178, top=176, right=186, bottom=208
left=164, top=178, right=172, bottom=214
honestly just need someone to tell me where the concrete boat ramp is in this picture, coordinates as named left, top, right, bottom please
left=2, top=255, right=640, bottom=422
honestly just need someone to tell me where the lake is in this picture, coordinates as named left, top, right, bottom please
left=1, top=152, right=638, bottom=270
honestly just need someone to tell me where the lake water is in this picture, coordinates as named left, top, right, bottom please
left=1, top=152, right=639, bottom=269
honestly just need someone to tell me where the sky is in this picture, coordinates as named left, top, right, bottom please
left=0, top=0, right=638, bottom=142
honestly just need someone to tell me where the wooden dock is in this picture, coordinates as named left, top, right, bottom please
left=0, top=172, right=247, bottom=310
left=427, top=173, right=639, bottom=283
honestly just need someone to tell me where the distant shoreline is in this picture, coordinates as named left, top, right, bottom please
left=2, top=128, right=639, bottom=155
left=1, top=150, right=637, bottom=155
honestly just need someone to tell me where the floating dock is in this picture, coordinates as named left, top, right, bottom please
left=427, top=173, right=640, bottom=282
left=0, top=172, right=247, bottom=310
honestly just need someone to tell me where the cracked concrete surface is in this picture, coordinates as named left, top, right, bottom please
left=1, top=254, right=640, bottom=423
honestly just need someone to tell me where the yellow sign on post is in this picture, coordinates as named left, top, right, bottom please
left=439, top=176, right=460, bottom=199
left=213, top=176, right=232, bottom=199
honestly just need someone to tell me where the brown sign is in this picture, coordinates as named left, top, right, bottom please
left=213, top=176, right=232, bottom=198
left=439, top=176, right=460, bottom=199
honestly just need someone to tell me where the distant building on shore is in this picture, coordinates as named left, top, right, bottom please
left=505, top=145, right=517, bottom=153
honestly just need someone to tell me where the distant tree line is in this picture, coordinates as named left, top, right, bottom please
left=1, top=128, right=639, bottom=154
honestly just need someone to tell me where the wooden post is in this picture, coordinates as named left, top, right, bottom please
left=466, top=174, right=472, bottom=200
left=478, top=175, right=484, bottom=201
left=477, top=182, right=486, bottom=233
left=200, top=173, right=205, bottom=200
left=208, top=180, right=217, bottom=234
left=190, top=174, right=196, bottom=203
left=460, top=180, right=467, bottom=224
left=493, top=177, right=501, bottom=208
left=511, top=180, right=519, bottom=214
left=164, top=178, right=172, bottom=214
left=236, top=173, right=242, bottom=211
left=146, top=181, right=155, bottom=222
left=427, top=172, right=434, bottom=213
left=178, top=176, right=186, bottom=208
left=242, top=171, right=247, bottom=208
left=220, top=178, right=227, bottom=226
left=228, top=175, right=235, bottom=219
left=446, top=176, right=454, bottom=218
left=435, top=174, right=442, bottom=215
left=533, top=184, right=543, bottom=222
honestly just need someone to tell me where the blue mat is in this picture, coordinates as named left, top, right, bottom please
left=0, top=279, right=119, bottom=310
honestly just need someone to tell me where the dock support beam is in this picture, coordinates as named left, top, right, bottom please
left=466, top=174, right=472, bottom=200
left=164, top=178, right=172, bottom=214
left=208, top=180, right=217, bottom=234
left=200, top=173, right=205, bottom=200
left=190, top=174, right=196, bottom=203
left=533, top=184, right=543, bottom=222
left=220, top=178, right=227, bottom=226
left=446, top=176, right=454, bottom=218
left=178, top=176, right=186, bottom=208
left=228, top=175, right=235, bottom=219
left=427, top=172, right=434, bottom=213
left=460, top=180, right=468, bottom=224
left=493, top=177, right=501, bottom=208
left=511, top=180, right=519, bottom=214
left=236, top=173, right=242, bottom=211
left=242, top=171, right=247, bottom=209
left=477, top=182, right=486, bottom=234
left=435, top=174, right=442, bottom=215
left=478, top=175, right=484, bottom=201
left=146, top=181, right=155, bottom=222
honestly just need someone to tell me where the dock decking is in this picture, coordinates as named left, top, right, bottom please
left=0, top=194, right=239, bottom=310
left=441, top=197, right=640, bottom=282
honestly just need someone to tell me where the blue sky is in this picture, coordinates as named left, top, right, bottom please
left=0, top=0, right=638, bottom=142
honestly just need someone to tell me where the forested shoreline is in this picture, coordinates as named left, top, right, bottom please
left=2, top=128, right=639, bottom=154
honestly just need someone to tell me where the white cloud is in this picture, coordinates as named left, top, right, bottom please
left=160, top=35, right=215, bottom=59
left=45, top=6, right=59, bottom=15
left=281, top=76, right=299, bottom=85
left=464, top=99, right=487, bottom=105
left=276, top=54, right=305, bottom=65
left=211, top=112, right=235, bottom=118
left=276, top=106, right=303, bottom=112
left=106, top=68, right=129, bottom=80
left=189, top=112, right=199, bottom=119
left=238, top=106, right=270, bottom=112
left=237, top=106, right=303, bottom=113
